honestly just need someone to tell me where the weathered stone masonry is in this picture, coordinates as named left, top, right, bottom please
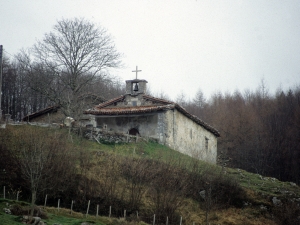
left=164, top=109, right=217, bottom=163
left=95, top=113, right=158, bottom=138
left=84, top=78, right=220, bottom=164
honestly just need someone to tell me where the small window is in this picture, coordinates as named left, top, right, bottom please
left=205, top=137, right=209, bottom=151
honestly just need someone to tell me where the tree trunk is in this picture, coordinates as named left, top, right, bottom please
left=30, top=190, right=37, bottom=219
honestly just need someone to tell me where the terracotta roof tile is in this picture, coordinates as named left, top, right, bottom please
left=86, top=104, right=175, bottom=115
left=143, top=95, right=174, bottom=104
left=95, top=95, right=125, bottom=109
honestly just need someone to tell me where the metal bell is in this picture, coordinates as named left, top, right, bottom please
left=133, top=83, right=139, bottom=91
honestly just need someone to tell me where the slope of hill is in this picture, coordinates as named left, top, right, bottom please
left=0, top=125, right=299, bottom=225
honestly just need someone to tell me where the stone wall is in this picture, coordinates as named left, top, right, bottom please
left=84, top=129, right=158, bottom=144
left=29, top=109, right=64, bottom=124
left=95, top=114, right=159, bottom=138
left=164, top=109, right=218, bottom=164
left=157, top=112, right=166, bottom=143
left=89, top=110, right=218, bottom=164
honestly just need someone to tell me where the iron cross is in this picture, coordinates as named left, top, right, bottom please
left=132, top=66, right=142, bottom=79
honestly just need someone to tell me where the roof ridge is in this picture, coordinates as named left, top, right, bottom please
left=95, top=95, right=125, bottom=109
left=173, top=103, right=220, bottom=136
left=85, top=104, right=175, bottom=115
left=22, top=105, right=60, bottom=121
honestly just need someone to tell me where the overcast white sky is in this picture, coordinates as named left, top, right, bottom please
left=1, top=0, right=300, bottom=100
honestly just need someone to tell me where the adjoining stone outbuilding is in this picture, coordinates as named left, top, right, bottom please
left=85, top=78, right=220, bottom=164
left=22, top=94, right=106, bottom=124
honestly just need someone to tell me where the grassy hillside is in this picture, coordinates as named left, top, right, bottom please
left=1, top=125, right=300, bottom=225
left=0, top=198, right=131, bottom=225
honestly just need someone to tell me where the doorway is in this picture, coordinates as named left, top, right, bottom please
left=129, top=128, right=140, bottom=136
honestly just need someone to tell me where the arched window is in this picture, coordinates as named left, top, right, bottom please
left=129, top=128, right=140, bottom=136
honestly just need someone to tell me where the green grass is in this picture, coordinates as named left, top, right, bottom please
left=0, top=213, right=21, bottom=225
left=0, top=199, right=26, bottom=225
left=225, top=167, right=300, bottom=206
left=43, top=213, right=107, bottom=225
left=0, top=198, right=135, bottom=225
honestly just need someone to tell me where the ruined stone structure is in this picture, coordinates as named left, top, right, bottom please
left=85, top=78, right=220, bottom=164
left=22, top=94, right=106, bottom=124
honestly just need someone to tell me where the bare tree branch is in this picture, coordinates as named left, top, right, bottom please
left=18, top=18, right=122, bottom=119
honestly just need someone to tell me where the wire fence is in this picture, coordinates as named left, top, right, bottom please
left=1, top=186, right=201, bottom=225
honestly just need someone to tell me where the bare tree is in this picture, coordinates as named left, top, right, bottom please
left=17, top=18, right=122, bottom=119
left=153, top=90, right=171, bottom=101
left=121, top=157, right=151, bottom=211
left=148, top=160, right=187, bottom=224
left=193, top=88, right=206, bottom=109
left=176, top=91, right=188, bottom=107
left=10, top=126, right=75, bottom=219
left=1, top=56, right=42, bottom=121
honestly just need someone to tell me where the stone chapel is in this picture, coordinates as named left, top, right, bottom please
left=84, top=69, right=220, bottom=164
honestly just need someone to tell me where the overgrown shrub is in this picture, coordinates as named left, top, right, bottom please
left=10, top=203, right=48, bottom=219
left=186, top=163, right=246, bottom=208
left=272, top=199, right=300, bottom=225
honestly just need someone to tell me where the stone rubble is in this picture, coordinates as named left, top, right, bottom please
left=84, top=129, right=158, bottom=144
left=272, top=196, right=282, bottom=206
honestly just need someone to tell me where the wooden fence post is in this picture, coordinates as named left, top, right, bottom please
left=57, top=199, right=60, bottom=212
left=180, top=216, right=182, bottom=225
left=153, top=214, right=156, bottom=225
left=3, top=186, right=5, bottom=199
left=70, top=200, right=74, bottom=215
left=124, top=209, right=126, bottom=220
left=96, top=204, right=99, bottom=217
left=86, top=200, right=90, bottom=218
left=44, top=195, right=48, bottom=209
left=109, top=206, right=111, bottom=218
left=16, top=191, right=19, bottom=201
left=166, top=216, right=169, bottom=225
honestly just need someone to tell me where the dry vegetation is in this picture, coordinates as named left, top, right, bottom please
left=1, top=125, right=300, bottom=225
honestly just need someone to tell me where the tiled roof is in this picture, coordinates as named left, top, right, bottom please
left=85, top=94, right=220, bottom=137
left=22, top=94, right=107, bottom=122
left=22, top=105, right=60, bottom=121
left=87, top=104, right=175, bottom=115
left=143, top=95, right=174, bottom=104
left=95, top=95, right=125, bottom=109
